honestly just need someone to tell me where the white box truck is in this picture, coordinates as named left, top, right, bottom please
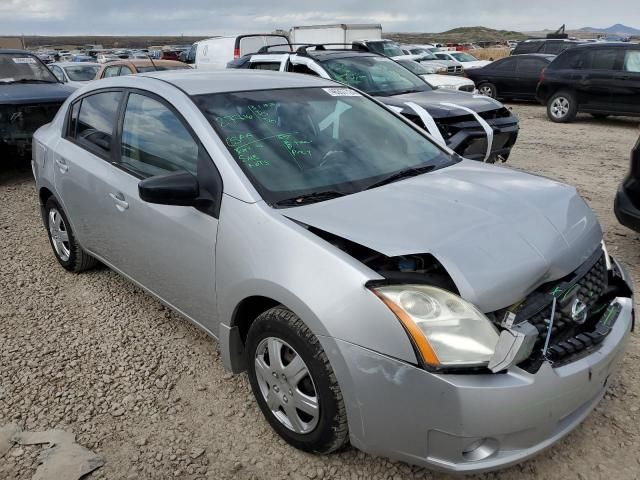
left=289, top=24, right=382, bottom=48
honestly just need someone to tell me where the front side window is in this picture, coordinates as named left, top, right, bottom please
left=493, top=58, right=517, bottom=72
left=250, top=62, right=281, bottom=71
left=50, top=65, right=65, bottom=82
left=0, top=53, right=59, bottom=84
left=192, top=87, right=455, bottom=205
left=517, top=58, right=546, bottom=73
left=64, top=65, right=99, bottom=81
left=322, top=56, right=430, bottom=96
left=118, top=93, right=199, bottom=177
left=120, top=66, right=133, bottom=76
left=624, top=50, right=640, bottom=73
left=75, top=91, right=122, bottom=154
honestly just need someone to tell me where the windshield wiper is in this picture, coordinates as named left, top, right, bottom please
left=366, top=165, right=436, bottom=190
left=274, top=190, right=346, bottom=207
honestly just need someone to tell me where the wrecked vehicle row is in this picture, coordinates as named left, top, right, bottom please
left=32, top=70, right=634, bottom=473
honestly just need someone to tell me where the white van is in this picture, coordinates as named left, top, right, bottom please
left=187, top=34, right=290, bottom=70
left=289, top=24, right=382, bottom=47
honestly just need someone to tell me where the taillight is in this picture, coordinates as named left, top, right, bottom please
left=233, top=47, right=240, bottom=58
left=539, top=68, right=546, bottom=83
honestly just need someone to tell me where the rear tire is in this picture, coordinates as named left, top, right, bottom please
left=246, top=307, right=349, bottom=454
left=478, top=83, right=497, bottom=98
left=547, top=91, right=578, bottom=123
left=45, top=197, right=98, bottom=272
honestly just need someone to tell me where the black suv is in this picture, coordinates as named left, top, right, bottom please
left=512, top=39, right=580, bottom=56
left=536, top=43, right=640, bottom=123
left=615, top=135, right=640, bottom=233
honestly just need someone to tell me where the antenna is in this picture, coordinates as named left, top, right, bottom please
left=146, top=53, right=159, bottom=71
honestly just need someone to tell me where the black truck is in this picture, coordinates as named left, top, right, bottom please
left=1, top=50, right=74, bottom=156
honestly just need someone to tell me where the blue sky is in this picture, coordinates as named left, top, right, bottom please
left=0, top=0, right=638, bottom=35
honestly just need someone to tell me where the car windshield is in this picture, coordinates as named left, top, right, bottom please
left=192, top=87, right=455, bottom=205
left=365, top=42, right=405, bottom=57
left=0, top=53, right=58, bottom=83
left=410, top=48, right=438, bottom=60
left=397, top=60, right=429, bottom=75
left=451, top=52, right=478, bottom=62
left=64, top=65, right=99, bottom=81
left=321, top=56, right=431, bottom=96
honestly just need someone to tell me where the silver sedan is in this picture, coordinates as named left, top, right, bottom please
left=32, top=70, right=634, bottom=473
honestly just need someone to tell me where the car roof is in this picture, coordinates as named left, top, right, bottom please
left=0, top=49, right=36, bottom=55
left=104, top=59, right=186, bottom=67
left=305, top=49, right=379, bottom=61
left=139, top=69, right=337, bottom=95
left=509, top=53, right=556, bottom=59
left=571, top=42, right=640, bottom=49
left=52, top=62, right=100, bottom=67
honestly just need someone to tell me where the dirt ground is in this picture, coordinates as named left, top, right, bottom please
left=1, top=104, right=639, bottom=480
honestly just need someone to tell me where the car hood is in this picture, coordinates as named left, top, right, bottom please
left=463, top=60, right=492, bottom=69
left=375, top=89, right=505, bottom=118
left=0, top=82, right=75, bottom=105
left=282, top=161, right=602, bottom=312
left=422, top=74, right=474, bottom=88
left=420, top=58, right=459, bottom=68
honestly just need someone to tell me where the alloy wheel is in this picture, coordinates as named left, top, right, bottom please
left=254, top=337, right=320, bottom=434
left=550, top=97, right=570, bottom=119
left=48, top=208, right=70, bottom=261
left=479, top=85, right=494, bottom=97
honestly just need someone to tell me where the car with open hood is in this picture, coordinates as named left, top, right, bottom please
left=1, top=49, right=74, bottom=155
left=229, top=46, right=519, bottom=163
left=33, top=70, right=634, bottom=474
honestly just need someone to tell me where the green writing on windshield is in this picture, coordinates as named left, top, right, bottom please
left=214, top=102, right=277, bottom=127
left=225, top=131, right=314, bottom=169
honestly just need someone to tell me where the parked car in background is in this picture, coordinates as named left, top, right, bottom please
left=95, top=59, right=190, bottom=79
left=395, top=58, right=476, bottom=92
left=49, top=62, right=100, bottom=89
left=352, top=39, right=407, bottom=57
left=434, top=51, right=491, bottom=70
left=32, top=69, right=634, bottom=475
left=0, top=49, right=74, bottom=155
left=465, top=54, right=555, bottom=100
left=189, top=34, right=291, bottom=70
left=289, top=23, right=382, bottom=46
left=96, top=53, right=118, bottom=64
left=400, top=45, right=465, bottom=75
left=512, top=39, right=580, bottom=56
left=231, top=47, right=519, bottom=162
left=536, top=43, right=640, bottom=122
left=615, top=135, right=640, bottom=232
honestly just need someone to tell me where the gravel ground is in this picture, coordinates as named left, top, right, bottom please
left=1, top=104, right=640, bottom=480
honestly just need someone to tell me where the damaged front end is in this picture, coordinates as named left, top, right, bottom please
left=313, top=226, right=632, bottom=375
left=0, top=102, right=63, bottom=153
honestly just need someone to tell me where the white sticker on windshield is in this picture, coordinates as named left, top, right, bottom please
left=12, top=57, right=36, bottom=64
left=323, top=87, right=361, bottom=97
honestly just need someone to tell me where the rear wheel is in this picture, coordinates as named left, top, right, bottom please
left=246, top=307, right=348, bottom=454
left=478, top=83, right=497, bottom=98
left=45, top=198, right=98, bottom=272
left=547, top=91, right=578, bottom=123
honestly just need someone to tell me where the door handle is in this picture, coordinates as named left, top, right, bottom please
left=109, top=192, right=129, bottom=211
left=54, top=157, right=68, bottom=173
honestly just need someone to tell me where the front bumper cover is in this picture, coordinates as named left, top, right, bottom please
left=321, top=292, right=633, bottom=473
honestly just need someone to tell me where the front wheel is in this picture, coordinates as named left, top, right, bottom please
left=547, top=91, right=578, bottom=123
left=478, top=82, right=497, bottom=98
left=246, top=307, right=349, bottom=454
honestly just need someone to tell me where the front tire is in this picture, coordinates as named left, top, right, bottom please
left=246, top=307, right=349, bottom=454
left=547, top=91, right=578, bottom=123
left=45, top=197, right=98, bottom=272
left=478, top=82, right=497, bottom=98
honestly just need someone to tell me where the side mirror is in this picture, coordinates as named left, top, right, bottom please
left=138, top=171, right=199, bottom=206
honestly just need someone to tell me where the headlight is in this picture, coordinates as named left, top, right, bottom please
left=371, top=285, right=499, bottom=369
left=440, top=84, right=457, bottom=89
left=436, top=67, right=448, bottom=74
left=422, top=66, right=439, bottom=74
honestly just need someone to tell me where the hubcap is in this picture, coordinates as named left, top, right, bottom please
left=479, top=85, right=493, bottom=97
left=48, top=208, right=70, bottom=261
left=254, top=337, right=319, bottom=434
left=550, top=97, right=570, bottom=118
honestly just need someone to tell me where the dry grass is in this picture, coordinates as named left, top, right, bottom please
left=472, top=47, right=511, bottom=61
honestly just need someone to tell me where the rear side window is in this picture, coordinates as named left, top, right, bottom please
left=120, top=66, right=133, bottom=76
left=492, top=57, right=517, bottom=72
left=73, top=91, right=122, bottom=155
left=102, top=66, right=120, bottom=78
left=542, top=41, right=569, bottom=55
left=587, top=49, right=620, bottom=70
left=118, top=93, right=199, bottom=178
left=516, top=58, right=546, bottom=73
left=624, top=50, right=640, bottom=72
left=250, top=62, right=281, bottom=71
left=550, top=49, right=584, bottom=69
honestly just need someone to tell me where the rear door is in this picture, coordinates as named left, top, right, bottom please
left=612, top=48, right=640, bottom=114
left=513, top=57, right=548, bottom=97
left=580, top=47, right=622, bottom=111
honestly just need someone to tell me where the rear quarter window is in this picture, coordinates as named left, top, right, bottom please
left=514, top=41, right=542, bottom=54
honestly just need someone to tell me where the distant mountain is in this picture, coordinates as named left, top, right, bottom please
left=579, top=24, right=640, bottom=35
